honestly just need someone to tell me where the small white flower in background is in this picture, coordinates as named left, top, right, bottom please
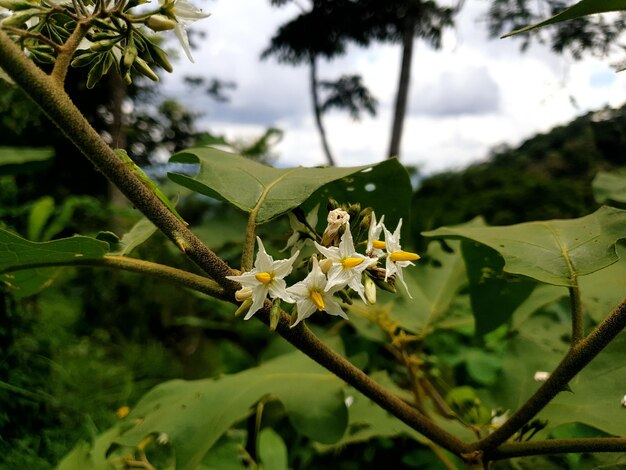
left=156, top=433, right=169, bottom=445
left=315, top=228, right=377, bottom=303
left=287, top=257, right=347, bottom=327
left=321, top=208, right=350, bottom=246
left=366, top=211, right=385, bottom=257
left=226, top=237, right=298, bottom=320
left=534, top=371, right=550, bottom=382
left=382, top=219, right=420, bottom=298
left=160, top=0, right=210, bottom=63
left=490, top=410, right=509, bottom=429
left=621, top=395, right=626, bottom=408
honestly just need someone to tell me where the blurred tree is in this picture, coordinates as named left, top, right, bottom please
left=487, top=0, right=626, bottom=59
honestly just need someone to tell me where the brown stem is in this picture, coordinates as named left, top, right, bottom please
left=569, top=280, right=584, bottom=345
left=472, top=295, right=626, bottom=452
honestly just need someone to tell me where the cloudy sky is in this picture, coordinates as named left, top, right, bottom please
left=161, top=0, right=626, bottom=174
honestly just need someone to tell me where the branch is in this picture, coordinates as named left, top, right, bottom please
left=486, top=438, right=626, bottom=460
left=472, top=295, right=626, bottom=452
left=1, top=255, right=227, bottom=300
left=51, top=20, right=90, bottom=84
left=0, top=30, right=238, bottom=294
left=0, top=30, right=472, bottom=456
left=254, top=303, right=471, bottom=456
left=1, top=26, right=63, bottom=52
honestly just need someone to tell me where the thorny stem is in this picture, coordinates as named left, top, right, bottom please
left=1, top=256, right=228, bottom=301
left=472, top=295, right=626, bottom=453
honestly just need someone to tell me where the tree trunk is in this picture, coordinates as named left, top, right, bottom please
left=310, top=56, right=336, bottom=166
left=387, top=17, right=416, bottom=160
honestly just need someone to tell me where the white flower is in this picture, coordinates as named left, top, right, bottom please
left=226, top=237, right=298, bottom=320
left=621, top=395, right=626, bottom=408
left=366, top=211, right=385, bottom=257
left=287, top=257, right=347, bottom=327
left=321, top=208, right=350, bottom=246
left=382, top=219, right=420, bottom=298
left=315, top=228, right=377, bottom=302
left=534, top=371, right=550, bottom=382
left=161, top=0, right=210, bottom=63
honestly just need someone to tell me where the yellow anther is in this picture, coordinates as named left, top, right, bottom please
left=390, top=251, right=421, bottom=262
left=372, top=240, right=386, bottom=250
left=255, top=272, right=273, bottom=284
left=310, top=290, right=325, bottom=311
left=341, top=257, right=364, bottom=269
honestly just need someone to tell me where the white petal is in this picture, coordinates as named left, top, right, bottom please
left=322, top=294, right=348, bottom=319
left=287, top=281, right=310, bottom=299
left=226, top=271, right=261, bottom=289
left=174, top=24, right=195, bottom=62
left=395, top=267, right=413, bottom=299
left=269, top=278, right=294, bottom=303
left=272, top=250, right=299, bottom=278
left=244, top=286, right=268, bottom=320
left=338, top=227, right=356, bottom=258
left=315, top=242, right=340, bottom=261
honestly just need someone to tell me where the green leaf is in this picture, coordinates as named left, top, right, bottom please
left=510, top=284, right=567, bottom=331
left=27, top=196, right=55, bottom=241
left=65, top=349, right=347, bottom=470
left=593, top=170, right=626, bottom=204
left=424, top=207, right=626, bottom=287
left=579, top=244, right=626, bottom=323
left=305, top=158, right=413, bottom=238
left=489, top=332, right=626, bottom=437
left=167, top=147, right=380, bottom=224
left=110, top=217, right=159, bottom=256
left=503, top=0, right=626, bottom=38
left=0, top=146, right=54, bottom=175
left=461, top=240, right=536, bottom=336
left=0, top=228, right=109, bottom=297
left=259, top=428, right=288, bottom=470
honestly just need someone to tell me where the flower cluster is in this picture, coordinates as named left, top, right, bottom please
left=227, top=209, right=421, bottom=328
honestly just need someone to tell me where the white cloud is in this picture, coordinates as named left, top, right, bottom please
left=160, top=0, right=626, bottom=174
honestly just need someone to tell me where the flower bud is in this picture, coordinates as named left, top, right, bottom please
left=318, top=258, right=333, bottom=274
left=0, top=0, right=36, bottom=11
left=145, top=13, right=177, bottom=32
left=269, top=299, right=281, bottom=331
left=364, top=276, right=376, bottom=305
left=234, top=298, right=252, bottom=317
left=321, top=208, right=349, bottom=246
left=134, top=57, right=159, bottom=82
left=235, top=287, right=252, bottom=302
left=2, top=8, right=38, bottom=26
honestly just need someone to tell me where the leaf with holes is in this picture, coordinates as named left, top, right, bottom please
left=0, top=228, right=109, bottom=297
left=167, top=147, right=379, bottom=224
left=503, top=0, right=626, bottom=38
left=424, top=207, right=626, bottom=287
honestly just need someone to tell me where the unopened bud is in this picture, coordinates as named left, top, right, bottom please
left=235, top=287, right=252, bottom=302
left=326, top=198, right=339, bottom=212
left=2, top=8, right=38, bottom=26
left=145, top=13, right=177, bottom=32
left=234, top=298, right=252, bottom=317
left=134, top=57, right=159, bottom=82
left=319, top=258, right=333, bottom=274
left=364, top=276, right=376, bottom=305
left=269, top=299, right=281, bottom=331
left=90, top=38, right=119, bottom=52
left=0, top=0, right=36, bottom=10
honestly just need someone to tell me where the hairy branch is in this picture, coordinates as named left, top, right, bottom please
left=1, top=255, right=227, bottom=300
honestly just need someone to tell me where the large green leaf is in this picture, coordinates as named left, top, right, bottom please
left=424, top=207, right=626, bottom=287
left=0, top=228, right=109, bottom=297
left=487, top=329, right=626, bottom=437
left=503, top=0, right=626, bottom=37
left=0, top=146, right=54, bottom=175
left=593, top=170, right=626, bottom=204
left=109, top=217, right=159, bottom=256
left=60, top=349, right=347, bottom=470
left=305, top=158, right=413, bottom=239
left=461, top=240, right=536, bottom=336
left=167, top=147, right=378, bottom=224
